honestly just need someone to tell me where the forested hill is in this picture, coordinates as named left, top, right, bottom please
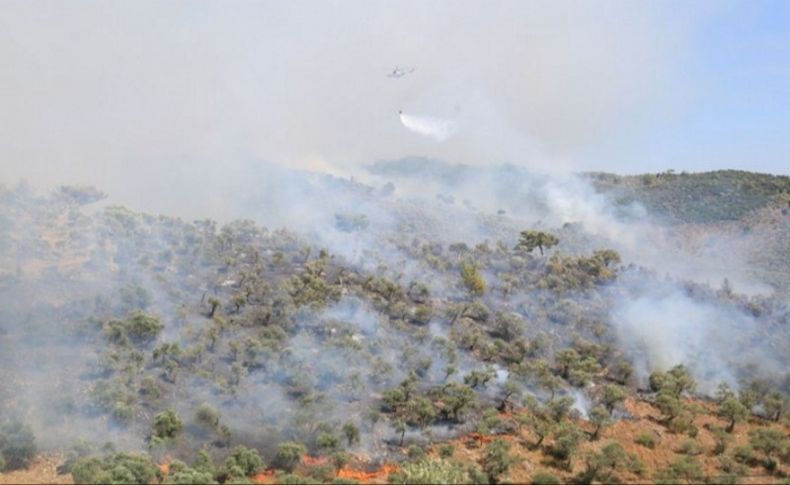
left=0, top=167, right=788, bottom=484
left=585, top=170, right=790, bottom=225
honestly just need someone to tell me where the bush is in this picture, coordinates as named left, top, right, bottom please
left=316, top=431, right=339, bottom=452
left=71, top=452, right=158, bottom=485
left=655, top=456, right=703, bottom=484
left=531, top=472, right=561, bottom=485
left=112, top=402, right=134, bottom=425
left=466, top=464, right=489, bottom=484
left=710, top=426, right=732, bottom=455
left=732, top=445, right=756, bottom=465
left=482, top=439, right=517, bottom=483
left=549, top=422, right=584, bottom=465
left=152, top=410, right=183, bottom=439
left=677, top=439, right=703, bottom=456
left=342, top=422, right=361, bottom=447
left=193, top=450, right=216, bottom=475
left=163, top=460, right=217, bottom=484
left=278, top=473, right=320, bottom=484
left=407, top=445, right=425, bottom=460
left=331, top=451, right=352, bottom=471
left=438, top=444, right=455, bottom=459
left=224, top=446, right=264, bottom=477
left=126, top=312, right=163, bottom=341
left=139, top=376, right=163, bottom=401
left=195, top=403, right=220, bottom=430
left=635, top=432, right=658, bottom=449
left=274, top=442, right=307, bottom=472
left=580, top=441, right=643, bottom=483
left=309, top=464, right=336, bottom=481
left=108, top=311, right=163, bottom=345
left=0, top=420, right=37, bottom=470
left=388, top=459, right=467, bottom=484
left=460, top=261, right=486, bottom=296
left=747, top=427, right=787, bottom=472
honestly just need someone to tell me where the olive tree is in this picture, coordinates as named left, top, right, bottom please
left=274, top=442, right=307, bottom=472
left=481, top=439, right=517, bottom=484
left=152, top=410, right=183, bottom=439
left=515, top=230, right=559, bottom=256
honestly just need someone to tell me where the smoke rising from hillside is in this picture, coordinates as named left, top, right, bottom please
left=0, top=1, right=788, bottom=474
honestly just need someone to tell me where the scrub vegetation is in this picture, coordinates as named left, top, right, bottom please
left=0, top=166, right=788, bottom=484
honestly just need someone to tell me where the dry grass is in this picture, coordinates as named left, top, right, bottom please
left=0, top=454, right=72, bottom=485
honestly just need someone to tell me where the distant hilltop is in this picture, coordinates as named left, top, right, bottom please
left=584, top=169, right=789, bottom=224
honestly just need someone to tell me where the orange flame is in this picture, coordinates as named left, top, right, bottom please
left=253, top=469, right=277, bottom=484
left=337, top=463, right=399, bottom=482
left=158, top=457, right=172, bottom=476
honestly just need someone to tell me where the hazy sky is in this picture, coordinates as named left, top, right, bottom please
left=1, top=0, right=788, bottom=198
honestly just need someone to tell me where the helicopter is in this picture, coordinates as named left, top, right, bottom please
left=387, top=66, right=415, bottom=78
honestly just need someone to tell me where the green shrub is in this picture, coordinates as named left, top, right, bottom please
left=193, top=450, right=216, bottom=475
left=460, top=261, right=486, bottom=296
left=105, top=312, right=163, bottom=346
left=438, top=444, right=455, bottom=459
left=0, top=420, right=37, bottom=470
left=635, top=432, right=658, bottom=449
left=71, top=452, right=158, bottom=485
left=139, top=376, right=163, bottom=401
left=732, top=445, right=755, bottom=465
left=316, top=431, right=339, bottom=452
left=331, top=451, right=352, bottom=471
left=274, top=442, right=307, bottom=472
left=482, top=439, right=517, bottom=483
left=195, top=403, right=220, bottom=430
left=126, top=312, right=164, bottom=341
left=655, top=456, right=702, bottom=484
left=549, top=422, right=584, bottom=465
left=224, top=446, right=264, bottom=477
left=112, top=402, right=134, bottom=425
left=342, top=422, right=361, bottom=447
left=388, top=459, right=467, bottom=484
left=531, top=472, right=561, bottom=485
left=677, top=439, right=703, bottom=456
left=152, top=410, right=183, bottom=439
left=710, top=426, right=732, bottom=455
left=466, top=465, right=489, bottom=484
left=277, top=473, right=320, bottom=484
left=407, top=445, right=425, bottom=460
left=163, top=460, right=217, bottom=484
left=307, top=464, right=335, bottom=481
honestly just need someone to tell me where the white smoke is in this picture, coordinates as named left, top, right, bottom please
left=399, top=111, right=457, bottom=142
left=607, top=284, right=779, bottom=391
left=570, top=388, right=592, bottom=419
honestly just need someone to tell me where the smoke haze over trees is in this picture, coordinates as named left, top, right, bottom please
left=0, top=1, right=789, bottom=484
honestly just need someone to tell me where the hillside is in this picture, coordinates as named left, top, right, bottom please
left=0, top=169, right=788, bottom=484
left=585, top=170, right=789, bottom=225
